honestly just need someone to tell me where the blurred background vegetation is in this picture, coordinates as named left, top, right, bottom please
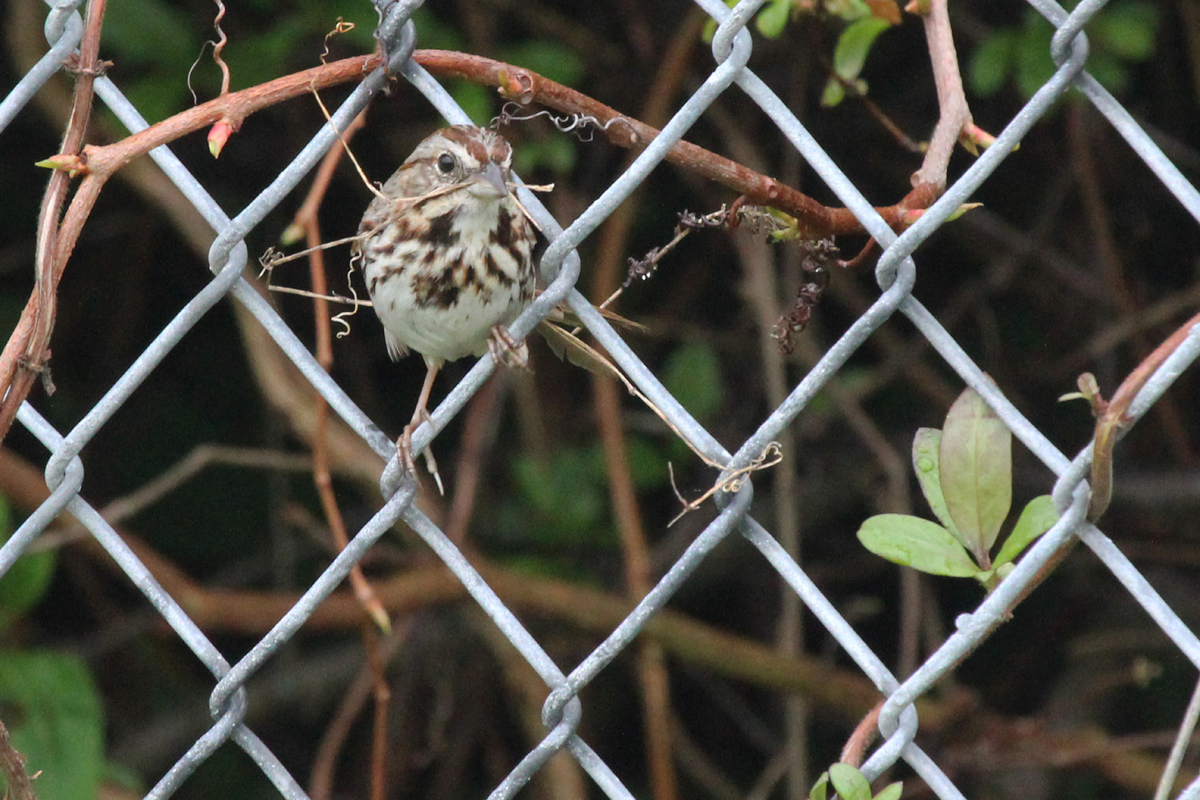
left=2, top=0, right=1200, bottom=798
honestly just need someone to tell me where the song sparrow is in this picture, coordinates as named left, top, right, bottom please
left=355, top=125, right=537, bottom=481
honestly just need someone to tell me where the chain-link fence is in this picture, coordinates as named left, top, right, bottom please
left=3, top=0, right=1200, bottom=798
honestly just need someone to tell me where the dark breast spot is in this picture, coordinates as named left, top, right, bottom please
left=483, top=251, right=515, bottom=288
left=491, top=207, right=513, bottom=249
left=423, top=210, right=461, bottom=248
left=413, top=270, right=461, bottom=308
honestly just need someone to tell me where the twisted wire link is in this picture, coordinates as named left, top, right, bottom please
left=0, top=2, right=81, bottom=132
left=2, top=0, right=1200, bottom=797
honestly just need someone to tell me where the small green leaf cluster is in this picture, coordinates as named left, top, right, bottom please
left=701, top=0, right=899, bottom=106
left=969, top=0, right=1160, bottom=99
left=857, top=387, right=1059, bottom=591
left=820, top=14, right=895, bottom=107
left=811, top=763, right=901, bottom=800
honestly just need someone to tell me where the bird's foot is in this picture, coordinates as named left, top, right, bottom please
left=399, top=410, right=444, bottom=496
left=488, top=324, right=529, bottom=370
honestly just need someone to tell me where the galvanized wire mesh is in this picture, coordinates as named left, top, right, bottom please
left=3, top=0, right=1200, bottom=798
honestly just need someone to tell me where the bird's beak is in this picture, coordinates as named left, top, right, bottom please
left=469, top=161, right=510, bottom=199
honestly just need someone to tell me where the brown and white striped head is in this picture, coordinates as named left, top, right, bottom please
left=382, top=125, right=516, bottom=201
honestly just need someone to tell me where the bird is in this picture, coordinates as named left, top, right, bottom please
left=354, top=125, right=537, bottom=485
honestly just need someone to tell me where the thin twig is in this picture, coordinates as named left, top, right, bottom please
left=290, top=115, right=393, bottom=797
left=309, top=622, right=409, bottom=800
left=443, top=375, right=506, bottom=545
left=211, top=0, right=231, bottom=95
left=667, top=443, right=783, bottom=527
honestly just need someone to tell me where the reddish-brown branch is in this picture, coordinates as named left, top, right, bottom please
left=50, top=49, right=938, bottom=229
left=911, top=0, right=974, bottom=189
left=840, top=702, right=883, bottom=768
left=290, top=117, right=395, bottom=800
left=0, top=0, right=108, bottom=442
left=1086, top=310, right=1200, bottom=521
left=2, top=46, right=940, bottom=447
left=417, top=49, right=936, bottom=235
left=443, top=376, right=505, bottom=544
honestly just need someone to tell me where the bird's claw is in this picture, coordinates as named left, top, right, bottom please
left=399, top=411, right=444, bottom=495
left=488, top=325, right=529, bottom=370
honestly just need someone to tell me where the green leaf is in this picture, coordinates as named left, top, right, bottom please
left=810, top=771, right=830, bottom=800
left=1091, top=1, right=1159, bottom=61
left=821, top=78, right=847, bottom=108
left=939, top=387, right=1012, bottom=565
left=857, top=515, right=980, bottom=577
left=832, top=16, right=892, bottom=81
left=874, top=783, right=904, bottom=800
left=828, top=763, right=872, bottom=800
left=911, top=428, right=964, bottom=546
left=994, top=495, right=1059, bottom=567
left=0, top=651, right=104, bottom=800
left=826, top=0, right=872, bottom=22
left=969, top=30, right=1016, bottom=96
left=756, top=0, right=793, bottom=38
left=663, top=342, right=722, bottom=422
left=0, top=550, right=55, bottom=633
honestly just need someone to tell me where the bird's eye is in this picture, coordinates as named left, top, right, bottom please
left=436, top=153, right=456, bottom=173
